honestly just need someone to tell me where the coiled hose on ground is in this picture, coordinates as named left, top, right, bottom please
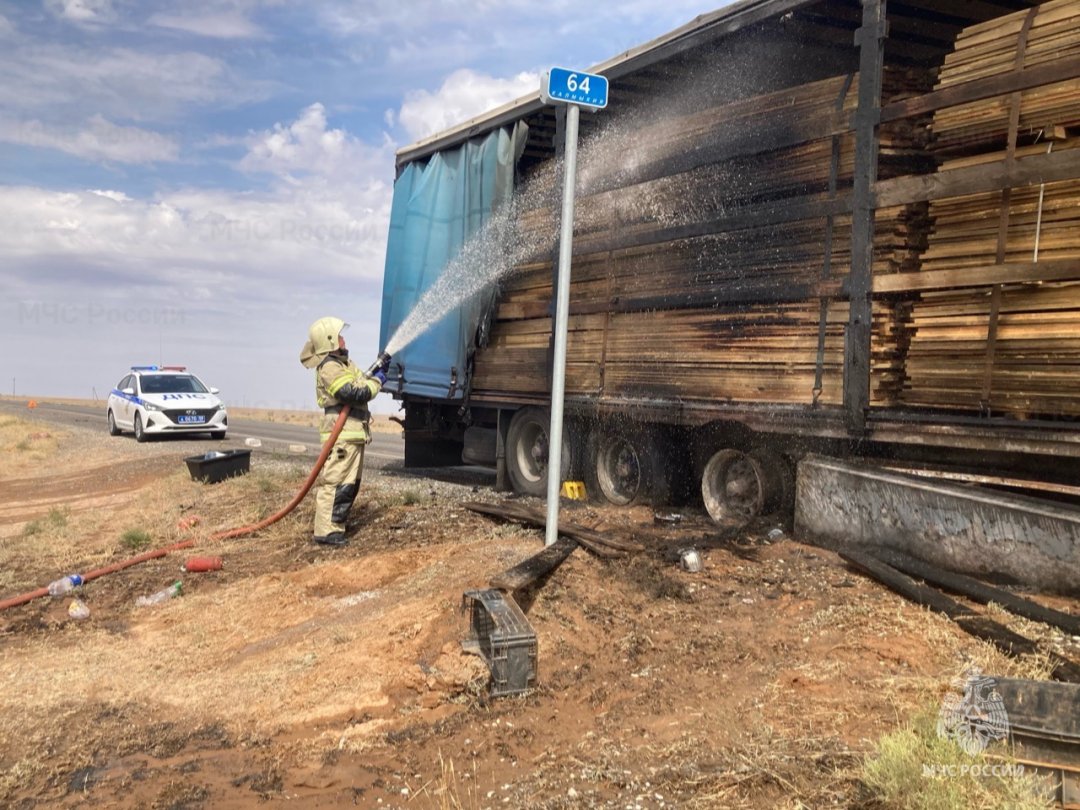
left=0, top=406, right=350, bottom=612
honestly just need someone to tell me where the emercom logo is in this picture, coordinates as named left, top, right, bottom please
left=936, top=668, right=1010, bottom=756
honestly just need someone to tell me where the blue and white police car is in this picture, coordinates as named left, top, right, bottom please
left=107, top=366, right=228, bottom=442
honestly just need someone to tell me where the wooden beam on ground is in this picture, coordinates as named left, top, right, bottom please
left=839, top=549, right=1080, bottom=683
left=870, top=547, right=1080, bottom=636
left=488, top=536, right=578, bottom=591
left=464, top=501, right=643, bottom=555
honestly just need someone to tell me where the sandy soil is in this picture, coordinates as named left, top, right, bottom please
left=0, top=414, right=1076, bottom=808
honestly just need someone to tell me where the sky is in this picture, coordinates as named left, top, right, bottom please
left=0, top=0, right=725, bottom=414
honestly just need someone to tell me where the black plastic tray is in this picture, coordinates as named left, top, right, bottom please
left=184, top=449, right=251, bottom=484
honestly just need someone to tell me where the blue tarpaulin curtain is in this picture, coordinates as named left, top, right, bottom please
left=379, top=123, right=526, bottom=400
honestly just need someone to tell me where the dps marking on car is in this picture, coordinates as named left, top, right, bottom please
left=107, top=365, right=228, bottom=443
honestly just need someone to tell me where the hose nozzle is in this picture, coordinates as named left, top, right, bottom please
left=366, top=351, right=392, bottom=376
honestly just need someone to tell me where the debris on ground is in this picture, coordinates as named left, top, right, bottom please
left=0, top=414, right=1075, bottom=808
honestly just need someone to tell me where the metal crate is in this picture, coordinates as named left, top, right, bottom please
left=462, top=589, right=537, bottom=696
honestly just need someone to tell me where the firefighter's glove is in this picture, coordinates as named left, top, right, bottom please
left=379, top=355, right=391, bottom=374
left=372, top=369, right=387, bottom=386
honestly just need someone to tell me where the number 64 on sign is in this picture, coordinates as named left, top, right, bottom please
left=541, top=67, right=609, bottom=109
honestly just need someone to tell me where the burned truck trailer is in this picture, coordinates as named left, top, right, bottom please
left=379, top=0, right=1080, bottom=521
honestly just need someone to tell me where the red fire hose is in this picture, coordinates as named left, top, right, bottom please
left=0, top=407, right=350, bottom=612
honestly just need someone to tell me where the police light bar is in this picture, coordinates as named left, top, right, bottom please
left=130, top=365, right=187, bottom=371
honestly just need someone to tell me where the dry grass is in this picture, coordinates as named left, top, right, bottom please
left=0, top=414, right=64, bottom=467
left=409, top=752, right=482, bottom=810
left=800, top=594, right=1056, bottom=710
left=861, top=708, right=1054, bottom=810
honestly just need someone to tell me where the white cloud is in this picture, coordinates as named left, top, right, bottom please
left=0, top=181, right=389, bottom=285
left=0, top=104, right=396, bottom=325
left=89, top=189, right=131, bottom=202
left=0, top=115, right=179, bottom=164
left=0, top=14, right=14, bottom=36
left=397, top=68, right=539, bottom=141
left=0, top=44, right=264, bottom=122
left=320, top=1, right=558, bottom=37
left=240, top=102, right=390, bottom=181
left=0, top=106, right=396, bottom=292
left=0, top=98, right=401, bottom=408
left=44, top=0, right=117, bottom=25
left=149, top=11, right=265, bottom=39
left=0, top=174, right=396, bottom=410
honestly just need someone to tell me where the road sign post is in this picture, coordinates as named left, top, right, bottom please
left=541, top=68, right=607, bottom=547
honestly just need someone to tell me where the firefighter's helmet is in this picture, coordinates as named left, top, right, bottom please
left=300, top=316, right=347, bottom=368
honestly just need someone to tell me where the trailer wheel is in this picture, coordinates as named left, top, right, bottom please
left=505, top=407, right=571, bottom=497
left=700, top=447, right=787, bottom=524
left=748, top=447, right=794, bottom=515
left=593, top=428, right=667, bottom=506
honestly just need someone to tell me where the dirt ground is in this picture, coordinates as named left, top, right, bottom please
left=0, top=412, right=1076, bottom=808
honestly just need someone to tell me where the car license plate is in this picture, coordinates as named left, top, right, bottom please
left=178, top=415, right=206, bottom=424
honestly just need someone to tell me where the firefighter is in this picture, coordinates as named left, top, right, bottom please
left=299, top=317, right=387, bottom=546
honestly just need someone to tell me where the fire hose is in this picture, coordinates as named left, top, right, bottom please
left=0, top=353, right=392, bottom=612
left=0, top=406, right=349, bottom=612
left=0, top=353, right=391, bottom=612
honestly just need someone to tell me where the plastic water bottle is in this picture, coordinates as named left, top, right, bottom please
left=48, top=574, right=83, bottom=596
left=136, top=581, right=182, bottom=607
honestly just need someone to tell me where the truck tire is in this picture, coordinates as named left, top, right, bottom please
left=505, top=407, right=571, bottom=497
left=700, top=447, right=788, bottom=524
left=748, top=447, right=794, bottom=516
left=591, top=427, right=668, bottom=507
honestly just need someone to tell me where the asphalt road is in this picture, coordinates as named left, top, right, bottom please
left=0, top=400, right=406, bottom=469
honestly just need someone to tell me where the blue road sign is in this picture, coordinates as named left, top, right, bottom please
left=541, top=67, right=608, bottom=109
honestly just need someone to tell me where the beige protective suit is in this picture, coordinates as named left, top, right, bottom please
left=300, top=317, right=382, bottom=545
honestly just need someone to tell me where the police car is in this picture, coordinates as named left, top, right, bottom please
left=107, top=366, right=228, bottom=442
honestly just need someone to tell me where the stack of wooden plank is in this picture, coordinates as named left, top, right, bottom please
left=900, top=282, right=1080, bottom=416
left=593, top=68, right=933, bottom=188
left=474, top=210, right=925, bottom=404
left=931, top=0, right=1080, bottom=157
left=471, top=312, right=607, bottom=396
left=518, top=69, right=934, bottom=247
left=599, top=305, right=848, bottom=405
left=473, top=65, right=940, bottom=406
left=892, top=0, right=1080, bottom=418
left=871, top=298, right=916, bottom=406
left=920, top=140, right=1080, bottom=271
